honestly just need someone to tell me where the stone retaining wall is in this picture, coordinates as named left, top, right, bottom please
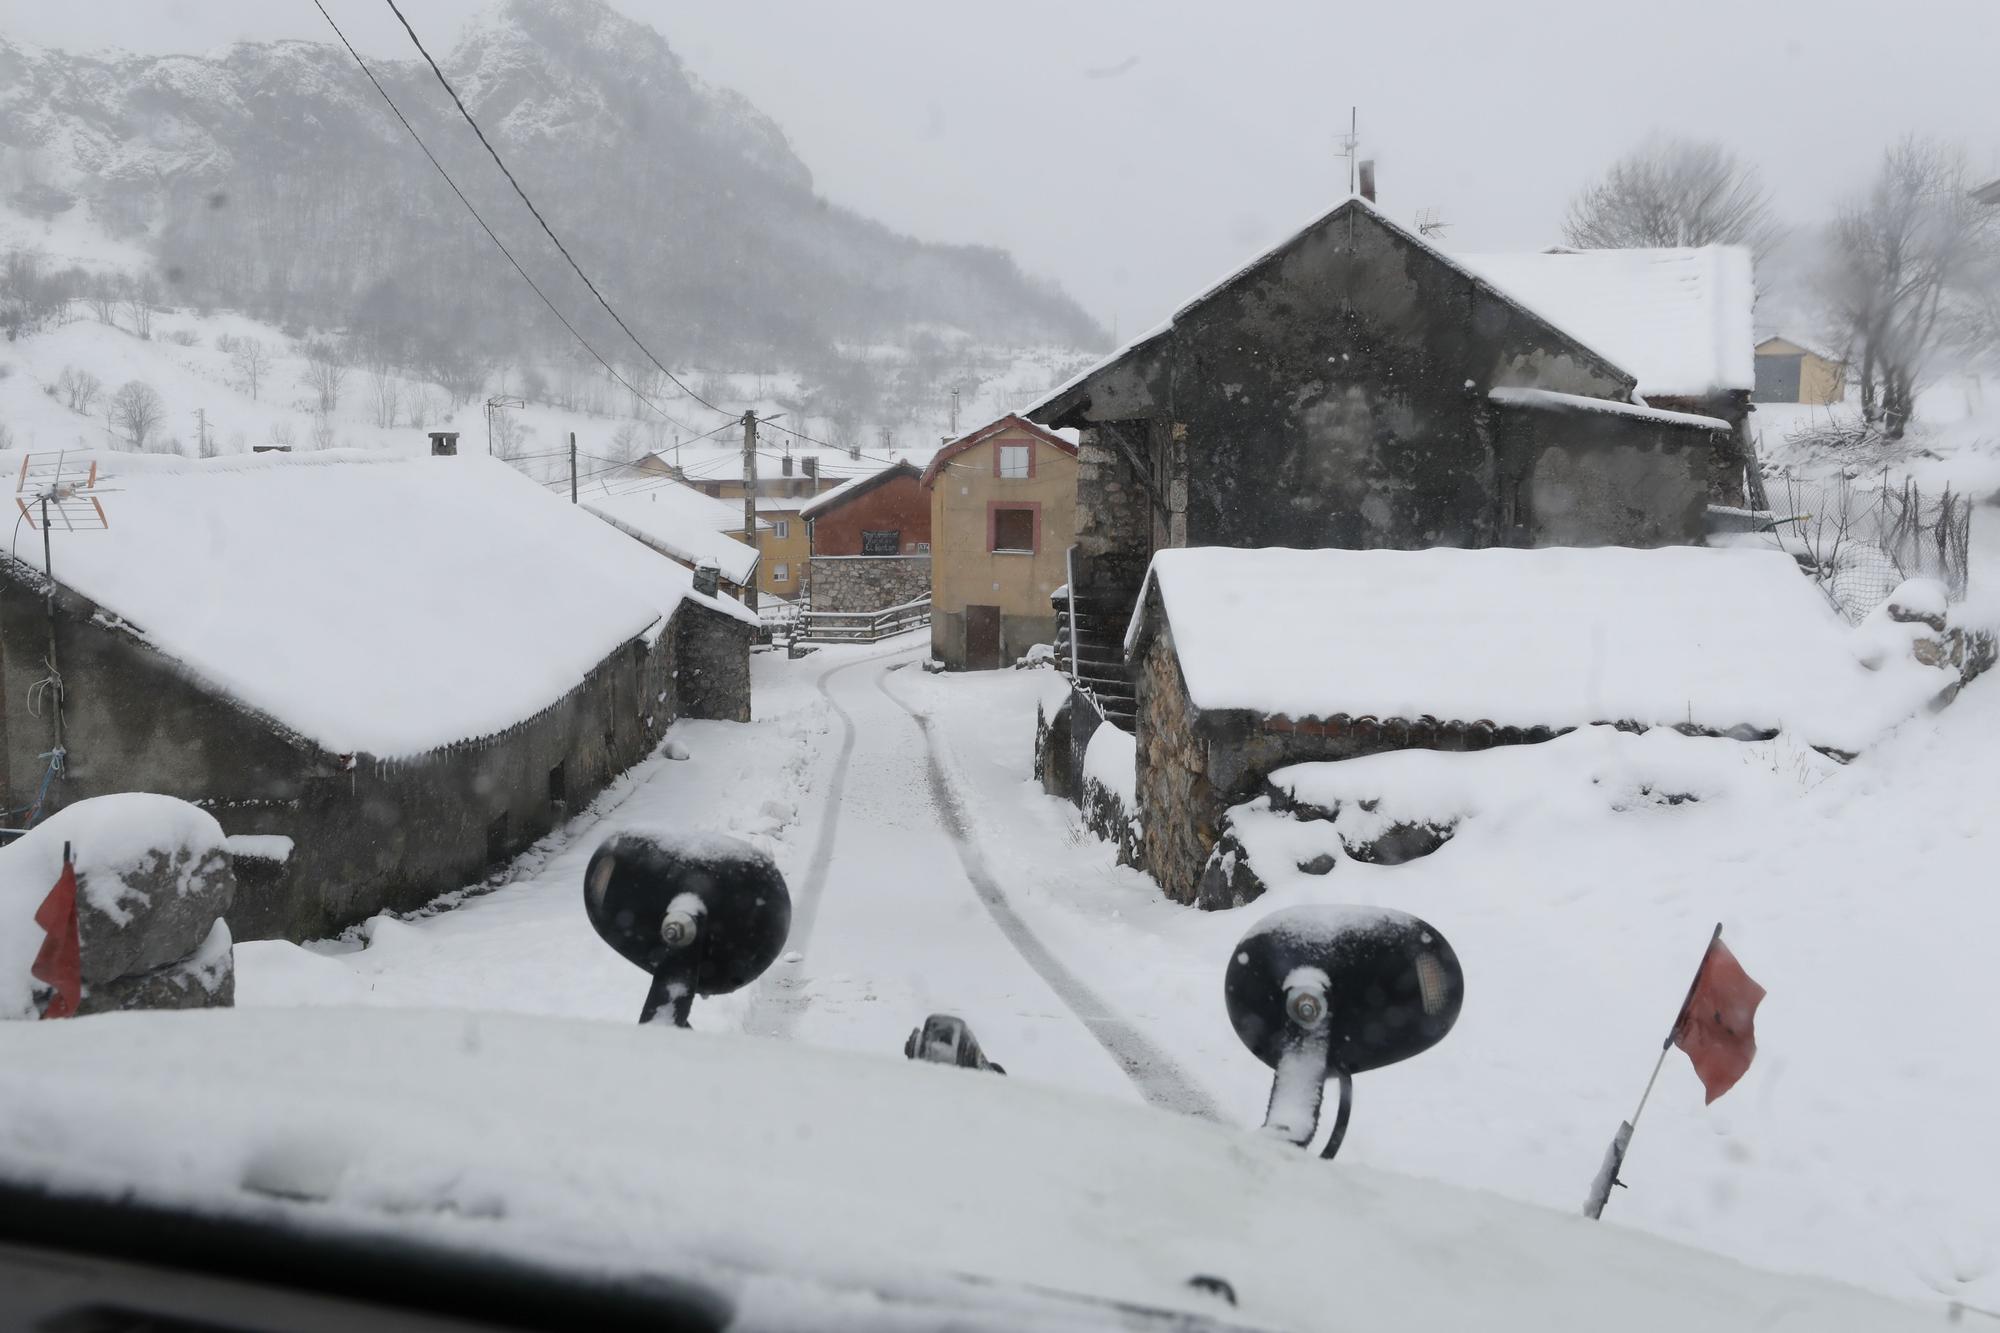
left=809, top=555, right=931, bottom=614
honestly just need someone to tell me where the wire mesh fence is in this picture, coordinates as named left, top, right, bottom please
left=1761, top=472, right=1973, bottom=621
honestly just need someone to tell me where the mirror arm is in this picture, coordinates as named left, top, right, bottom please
left=1261, top=1028, right=1332, bottom=1146
left=1317, top=1070, right=1354, bottom=1160
left=639, top=952, right=703, bottom=1028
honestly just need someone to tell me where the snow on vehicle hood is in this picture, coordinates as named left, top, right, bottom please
left=0, top=1007, right=1932, bottom=1331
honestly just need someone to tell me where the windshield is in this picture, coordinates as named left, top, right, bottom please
left=1, top=2, right=1997, bottom=1329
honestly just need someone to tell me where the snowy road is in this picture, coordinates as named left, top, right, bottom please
left=738, top=643, right=1215, bottom=1119
left=237, top=638, right=1209, bottom=1118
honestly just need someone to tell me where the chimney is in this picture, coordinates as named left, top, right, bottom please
left=429, top=430, right=460, bottom=457
left=781, top=455, right=794, bottom=476
left=692, top=559, right=720, bottom=597
left=802, top=456, right=818, bottom=481
left=1358, top=160, right=1377, bottom=204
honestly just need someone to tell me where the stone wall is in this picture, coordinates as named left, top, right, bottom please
left=1489, top=399, right=1717, bottom=547
left=1, top=569, right=753, bottom=942
left=809, top=555, right=931, bottom=613
left=1132, top=621, right=1220, bottom=906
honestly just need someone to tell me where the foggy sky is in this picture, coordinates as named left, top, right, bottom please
left=8, top=0, right=1999, bottom=336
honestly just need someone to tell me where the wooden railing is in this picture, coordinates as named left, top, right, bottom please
left=797, top=594, right=932, bottom=643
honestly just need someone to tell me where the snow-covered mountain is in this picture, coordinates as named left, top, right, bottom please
left=0, top=0, right=1104, bottom=366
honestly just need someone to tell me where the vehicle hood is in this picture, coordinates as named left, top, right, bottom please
left=0, top=1007, right=1934, bottom=1331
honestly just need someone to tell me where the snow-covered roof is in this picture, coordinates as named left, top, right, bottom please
left=1489, top=386, right=1731, bottom=431
left=0, top=1007, right=1938, bottom=1330
left=1457, top=247, right=1756, bottom=398
left=581, top=476, right=761, bottom=586
left=797, top=460, right=922, bottom=520
left=5, top=450, right=754, bottom=758
left=1025, top=194, right=1639, bottom=424
left=1127, top=545, right=1938, bottom=751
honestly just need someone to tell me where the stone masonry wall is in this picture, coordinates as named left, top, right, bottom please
left=809, top=555, right=931, bottom=614
left=1133, top=619, right=1221, bottom=906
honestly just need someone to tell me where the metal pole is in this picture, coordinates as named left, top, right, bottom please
left=569, top=431, right=578, bottom=504
left=40, top=496, right=64, bottom=758
left=1584, top=923, right=1722, bottom=1219
left=741, top=410, right=759, bottom=611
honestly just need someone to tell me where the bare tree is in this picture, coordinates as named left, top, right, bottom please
left=1823, top=137, right=1996, bottom=437
left=268, top=420, right=296, bottom=450
left=368, top=366, right=401, bottom=428
left=299, top=339, right=348, bottom=413
left=490, top=408, right=529, bottom=460
left=121, top=275, right=158, bottom=339
left=55, top=365, right=102, bottom=414
left=231, top=337, right=272, bottom=400
left=109, top=380, right=165, bottom=449
left=310, top=412, right=337, bottom=451
left=1563, top=137, right=1782, bottom=266
left=608, top=419, right=641, bottom=462
left=86, top=273, right=119, bottom=326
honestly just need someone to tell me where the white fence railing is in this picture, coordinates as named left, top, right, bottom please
left=797, top=595, right=931, bottom=643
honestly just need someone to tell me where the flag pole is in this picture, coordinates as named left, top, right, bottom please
left=1584, top=923, right=1722, bottom=1219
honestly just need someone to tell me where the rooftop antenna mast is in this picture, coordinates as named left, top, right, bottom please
left=14, top=453, right=114, bottom=823
left=1338, top=107, right=1359, bottom=195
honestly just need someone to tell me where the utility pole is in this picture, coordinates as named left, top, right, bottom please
left=569, top=431, right=578, bottom=504
left=193, top=408, right=206, bottom=458
left=740, top=410, right=760, bottom=611
left=949, top=389, right=960, bottom=436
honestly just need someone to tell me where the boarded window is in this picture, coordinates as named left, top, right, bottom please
left=992, top=507, right=1035, bottom=553
left=997, top=444, right=1031, bottom=479
left=862, top=529, right=900, bottom=555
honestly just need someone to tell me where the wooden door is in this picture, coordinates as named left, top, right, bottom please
left=966, top=604, right=1002, bottom=671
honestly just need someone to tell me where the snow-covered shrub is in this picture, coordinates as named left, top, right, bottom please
left=159, top=328, right=199, bottom=346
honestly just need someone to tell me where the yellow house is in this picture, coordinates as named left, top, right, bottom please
left=1754, top=336, right=1845, bottom=405
left=751, top=499, right=810, bottom=600
left=923, top=414, right=1078, bottom=670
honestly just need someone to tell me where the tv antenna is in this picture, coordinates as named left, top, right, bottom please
left=1415, top=207, right=1452, bottom=238
left=14, top=452, right=115, bottom=794
left=1336, top=107, right=1360, bottom=195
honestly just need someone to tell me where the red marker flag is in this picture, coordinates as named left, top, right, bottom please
left=1671, top=934, right=1765, bottom=1104
left=30, top=845, right=82, bottom=1020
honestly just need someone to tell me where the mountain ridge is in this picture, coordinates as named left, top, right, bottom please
left=0, top=0, right=1104, bottom=373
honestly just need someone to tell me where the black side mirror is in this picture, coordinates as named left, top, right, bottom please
left=1224, top=905, right=1463, bottom=1159
left=584, top=832, right=792, bottom=1028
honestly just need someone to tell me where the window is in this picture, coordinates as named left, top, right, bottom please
left=774, top=519, right=790, bottom=539
left=997, top=444, right=1031, bottom=479
left=772, top=563, right=790, bottom=583
left=861, top=530, right=900, bottom=555
left=991, top=507, right=1035, bottom=553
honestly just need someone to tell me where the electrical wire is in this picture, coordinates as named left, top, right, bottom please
left=383, top=0, right=735, bottom=426
left=308, top=0, right=706, bottom=437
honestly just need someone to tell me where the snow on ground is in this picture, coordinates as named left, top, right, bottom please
left=0, top=1004, right=1939, bottom=1331
left=898, top=662, right=2000, bottom=1316
left=217, top=588, right=2000, bottom=1316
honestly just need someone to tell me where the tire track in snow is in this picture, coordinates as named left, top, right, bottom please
left=740, top=641, right=924, bottom=1038
left=878, top=667, right=1224, bottom=1123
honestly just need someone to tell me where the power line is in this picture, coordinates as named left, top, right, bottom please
left=383, top=0, right=733, bottom=425
left=307, top=0, right=704, bottom=438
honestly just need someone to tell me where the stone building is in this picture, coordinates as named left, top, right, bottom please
left=925, top=415, right=1078, bottom=670
left=801, top=461, right=932, bottom=613
left=1116, top=545, right=1932, bottom=906
left=0, top=451, right=756, bottom=942
left=1026, top=195, right=1753, bottom=730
